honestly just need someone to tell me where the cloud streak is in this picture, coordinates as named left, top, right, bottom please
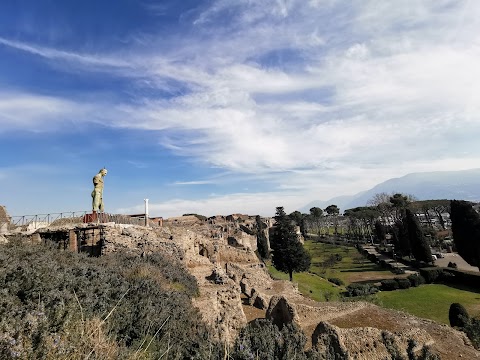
left=2, top=0, right=480, bottom=203
left=0, top=37, right=130, bottom=68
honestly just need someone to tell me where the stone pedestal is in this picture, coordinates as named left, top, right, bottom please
left=83, top=212, right=98, bottom=223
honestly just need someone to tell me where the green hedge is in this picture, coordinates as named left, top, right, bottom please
left=381, top=279, right=399, bottom=291
left=407, top=273, right=425, bottom=287
left=419, top=267, right=445, bottom=283
left=443, top=268, right=480, bottom=290
left=327, top=277, right=344, bottom=286
left=345, top=283, right=378, bottom=297
left=396, top=278, right=411, bottom=289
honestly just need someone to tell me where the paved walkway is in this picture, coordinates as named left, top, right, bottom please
left=435, top=253, right=479, bottom=272
left=362, top=245, right=417, bottom=274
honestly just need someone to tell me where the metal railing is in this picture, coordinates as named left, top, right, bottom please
left=0, top=211, right=159, bottom=232
left=10, top=212, right=88, bottom=227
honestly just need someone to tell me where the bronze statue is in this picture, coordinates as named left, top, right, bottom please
left=91, top=168, right=107, bottom=212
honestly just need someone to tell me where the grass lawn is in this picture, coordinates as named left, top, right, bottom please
left=267, top=264, right=341, bottom=302
left=266, top=239, right=396, bottom=302
left=377, top=284, right=480, bottom=324
left=304, top=240, right=395, bottom=284
left=266, top=239, right=480, bottom=325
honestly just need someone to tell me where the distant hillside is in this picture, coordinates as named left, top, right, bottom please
left=300, top=168, right=480, bottom=213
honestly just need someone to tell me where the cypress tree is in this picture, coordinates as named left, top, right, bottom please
left=392, top=219, right=410, bottom=257
left=374, top=220, right=386, bottom=242
left=405, top=208, right=432, bottom=263
left=450, top=200, right=480, bottom=269
left=449, top=303, right=470, bottom=328
left=270, top=207, right=311, bottom=281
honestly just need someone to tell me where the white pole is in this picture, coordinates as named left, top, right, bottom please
left=144, top=199, right=149, bottom=227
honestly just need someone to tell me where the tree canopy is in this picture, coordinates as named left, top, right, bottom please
left=271, top=207, right=311, bottom=281
left=324, top=204, right=340, bottom=215
left=309, top=207, right=323, bottom=218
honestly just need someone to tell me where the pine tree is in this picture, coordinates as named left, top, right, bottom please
left=450, top=200, right=480, bottom=269
left=271, top=207, right=311, bottom=281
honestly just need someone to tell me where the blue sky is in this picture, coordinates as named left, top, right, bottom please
left=1, top=0, right=479, bottom=218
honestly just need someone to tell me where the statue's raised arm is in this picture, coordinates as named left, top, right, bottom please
left=91, top=168, right=107, bottom=212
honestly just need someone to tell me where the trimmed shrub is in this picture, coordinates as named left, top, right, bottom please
left=449, top=303, right=470, bottom=328
left=327, top=277, right=344, bottom=286
left=443, top=268, right=480, bottom=290
left=396, top=278, right=411, bottom=289
left=407, top=273, right=426, bottom=287
left=381, top=279, right=399, bottom=291
left=345, top=283, right=378, bottom=297
left=419, top=268, right=444, bottom=283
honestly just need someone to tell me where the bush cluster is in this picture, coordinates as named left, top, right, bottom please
left=407, top=273, right=426, bottom=287
left=321, top=254, right=342, bottom=268
left=448, top=303, right=480, bottom=350
left=232, top=319, right=310, bottom=360
left=344, top=283, right=378, bottom=297
left=419, top=268, right=445, bottom=284
left=0, top=241, right=218, bottom=359
left=0, top=241, right=328, bottom=359
left=380, top=275, right=427, bottom=292
left=380, top=279, right=399, bottom=291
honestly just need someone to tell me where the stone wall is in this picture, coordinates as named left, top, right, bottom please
left=0, top=205, right=10, bottom=235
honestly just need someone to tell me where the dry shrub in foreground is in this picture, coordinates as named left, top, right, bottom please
left=0, top=240, right=220, bottom=359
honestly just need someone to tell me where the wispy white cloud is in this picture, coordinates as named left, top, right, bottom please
left=0, top=92, right=85, bottom=131
left=0, top=37, right=130, bottom=68
left=173, top=180, right=214, bottom=185
left=2, top=0, right=480, bottom=204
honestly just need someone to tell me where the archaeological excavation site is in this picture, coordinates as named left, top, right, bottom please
left=0, top=205, right=478, bottom=360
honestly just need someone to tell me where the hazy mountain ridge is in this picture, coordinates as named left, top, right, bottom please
left=300, top=168, right=480, bottom=213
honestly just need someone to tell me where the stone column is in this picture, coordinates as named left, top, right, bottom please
left=144, top=198, right=149, bottom=227
left=69, top=230, right=78, bottom=252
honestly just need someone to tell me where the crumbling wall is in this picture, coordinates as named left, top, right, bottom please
left=0, top=205, right=10, bottom=235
